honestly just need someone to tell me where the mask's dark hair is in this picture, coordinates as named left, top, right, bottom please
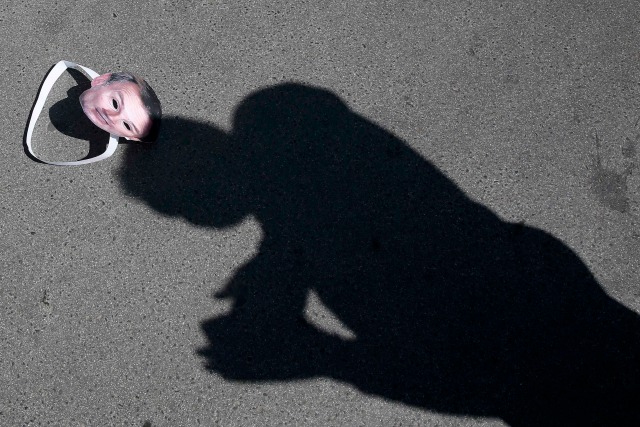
left=107, top=72, right=162, bottom=143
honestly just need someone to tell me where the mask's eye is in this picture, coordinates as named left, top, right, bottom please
left=123, top=122, right=131, bottom=131
left=112, top=99, right=118, bottom=109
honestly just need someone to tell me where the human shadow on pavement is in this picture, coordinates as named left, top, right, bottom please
left=118, top=83, right=640, bottom=427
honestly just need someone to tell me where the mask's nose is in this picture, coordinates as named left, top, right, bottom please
left=103, top=110, right=122, bottom=128
left=105, top=105, right=119, bottom=118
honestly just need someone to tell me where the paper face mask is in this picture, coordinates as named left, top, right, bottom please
left=79, top=73, right=152, bottom=142
left=25, top=60, right=159, bottom=166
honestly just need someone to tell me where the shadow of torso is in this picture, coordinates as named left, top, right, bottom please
left=119, top=84, right=640, bottom=427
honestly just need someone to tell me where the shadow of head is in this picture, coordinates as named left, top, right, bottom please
left=118, top=83, right=640, bottom=426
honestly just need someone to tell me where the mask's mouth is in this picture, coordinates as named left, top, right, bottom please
left=79, top=93, right=108, bottom=128
left=79, top=94, right=96, bottom=124
left=95, top=108, right=110, bottom=126
left=83, top=106, right=109, bottom=130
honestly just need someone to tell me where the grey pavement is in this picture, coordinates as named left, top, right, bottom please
left=1, top=1, right=640, bottom=426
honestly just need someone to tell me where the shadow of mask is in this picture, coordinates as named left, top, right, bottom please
left=47, top=68, right=114, bottom=159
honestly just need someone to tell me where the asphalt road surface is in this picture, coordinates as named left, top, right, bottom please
left=2, top=1, right=640, bottom=426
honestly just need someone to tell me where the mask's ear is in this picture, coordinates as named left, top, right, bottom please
left=91, top=73, right=112, bottom=87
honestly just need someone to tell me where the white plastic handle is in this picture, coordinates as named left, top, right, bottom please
left=25, top=60, right=119, bottom=166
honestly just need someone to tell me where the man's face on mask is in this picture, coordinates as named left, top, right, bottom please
left=79, top=73, right=151, bottom=141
